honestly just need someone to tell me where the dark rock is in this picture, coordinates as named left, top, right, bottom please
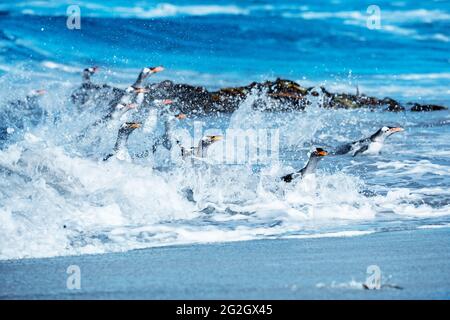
left=138, top=78, right=446, bottom=114
left=410, top=103, right=448, bottom=112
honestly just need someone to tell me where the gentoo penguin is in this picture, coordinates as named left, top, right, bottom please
left=102, top=66, right=164, bottom=124
left=131, top=66, right=164, bottom=89
left=151, top=100, right=186, bottom=152
left=134, top=99, right=174, bottom=133
left=103, top=87, right=148, bottom=124
left=333, top=126, right=404, bottom=156
left=1, top=89, right=46, bottom=128
left=70, top=66, right=100, bottom=105
left=176, top=135, right=223, bottom=159
left=103, top=122, right=141, bottom=161
left=6, top=89, right=46, bottom=110
left=107, top=66, right=164, bottom=108
left=0, top=90, right=47, bottom=149
left=281, top=148, right=328, bottom=183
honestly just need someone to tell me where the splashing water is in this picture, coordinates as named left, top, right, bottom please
left=0, top=77, right=449, bottom=261
left=1, top=0, right=450, bottom=260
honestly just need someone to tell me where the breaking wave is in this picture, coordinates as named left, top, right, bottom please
left=0, top=80, right=449, bottom=260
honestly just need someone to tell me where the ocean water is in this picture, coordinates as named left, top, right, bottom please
left=0, top=0, right=450, bottom=261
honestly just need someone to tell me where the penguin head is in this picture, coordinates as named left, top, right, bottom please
left=133, top=87, right=149, bottom=94
left=125, top=86, right=147, bottom=94
left=28, top=89, right=47, bottom=97
left=84, top=66, right=99, bottom=75
left=378, top=126, right=404, bottom=139
left=311, top=147, right=328, bottom=157
left=142, top=66, right=164, bottom=77
left=201, top=135, right=223, bottom=147
left=150, top=66, right=164, bottom=73
left=119, top=122, right=141, bottom=134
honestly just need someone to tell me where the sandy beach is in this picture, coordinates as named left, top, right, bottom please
left=1, top=227, right=449, bottom=299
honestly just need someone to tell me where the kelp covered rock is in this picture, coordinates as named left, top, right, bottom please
left=142, top=78, right=447, bottom=114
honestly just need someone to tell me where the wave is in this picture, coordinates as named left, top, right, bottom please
left=6, top=2, right=450, bottom=24
left=285, top=9, right=450, bottom=42
left=287, top=9, right=450, bottom=23
left=1, top=83, right=450, bottom=260
left=373, top=73, right=450, bottom=81
left=3, top=2, right=250, bottom=18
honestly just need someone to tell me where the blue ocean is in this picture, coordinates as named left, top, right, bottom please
left=0, top=0, right=449, bottom=299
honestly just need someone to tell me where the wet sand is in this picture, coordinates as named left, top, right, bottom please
left=1, top=227, right=449, bottom=299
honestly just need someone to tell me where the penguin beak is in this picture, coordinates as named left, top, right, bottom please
left=210, top=135, right=223, bottom=142
left=129, top=123, right=141, bottom=129
left=389, top=127, right=404, bottom=133
left=35, top=89, right=47, bottom=95
left=134, top=88, right=149, bottom=93
left=163, top=99, right=173, bottom=105
left=317, top=150, right=328, bottom=156
left=126, top=103, right=138, bottom=109
left=151, top=66, right=164, bottom=73
left=175, top=113, right=187, bottom=120
left=93, top=66, right=99, bottom=73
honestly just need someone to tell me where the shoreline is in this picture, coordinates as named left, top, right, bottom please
left=1, top=227, right=449, bottom=299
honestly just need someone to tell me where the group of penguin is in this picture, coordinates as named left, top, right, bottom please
left=281, top=125, right=404, bottom=183
left=3, top=66, right=405, bottom=184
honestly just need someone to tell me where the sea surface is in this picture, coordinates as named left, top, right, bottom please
left=0, top=0, right=450, bottom=262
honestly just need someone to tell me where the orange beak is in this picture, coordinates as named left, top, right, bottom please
left=151, top=66, right=164, bottom=73
left=389, top=127, right=404, bottom=133
left=317, top=149, right=328, bottom=156
left=175, top=113, right=187, bottom=120
left=210, top=135, right=223, bottom=142
left=163, top=99, right=173, bottom=105
left=134, top=88, right=149, bottom=93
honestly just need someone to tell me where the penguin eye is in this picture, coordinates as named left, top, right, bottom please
left=381, top=126, right=389, bottom=132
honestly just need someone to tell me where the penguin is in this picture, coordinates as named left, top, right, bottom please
left=176, top=135, right=223, bottom=159
left=281, top=148, right=328, bottom=183
left=333, top=126, right=404, bottom=156
left=107, top=66, right=164, bottom=110
left=70, top=66, right=100, bottom=105
left=151, top=100, right=187, bottom=153
left=100, top=66, right=164, bottom=126
left=131, top=100, right=186, bottom=160
left=6, top=89, right=46, bottom=110
left=102, top=87, right=146, bottom=125
left=103, top=122, right=141, bottom=162
left=0, top=89, right=47, bottom=145
left=134, top=99, right=174, bottom=134
left=131, top=66, right=164, bottom=89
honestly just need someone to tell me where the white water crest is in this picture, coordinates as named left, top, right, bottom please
left=1, top=79, right=449, bottom=261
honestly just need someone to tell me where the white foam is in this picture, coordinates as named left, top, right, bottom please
left=286, top=9, right=450, bottom=43
left=286, top=230, right=374, bottom=239
left=0, top=73, right=449, bottom=261
left=417, top=223, right=450, bottom=230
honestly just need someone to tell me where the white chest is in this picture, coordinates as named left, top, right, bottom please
left=143, top=109, right=158, bottom=133
left=366, top=141, right=384, bottom=154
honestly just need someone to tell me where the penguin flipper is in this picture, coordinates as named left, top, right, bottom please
left=333, top=143, right=352, bottom=155
left=353, top=145, right=369, bottom=157
left=103, top=153, right=114, bottom=161
left=281, top=173, right=294, bottom=183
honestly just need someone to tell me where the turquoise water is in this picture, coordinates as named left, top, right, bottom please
left=1, top=0, right=449, bottom=99
left=0, top=0, right=449, bottom=262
